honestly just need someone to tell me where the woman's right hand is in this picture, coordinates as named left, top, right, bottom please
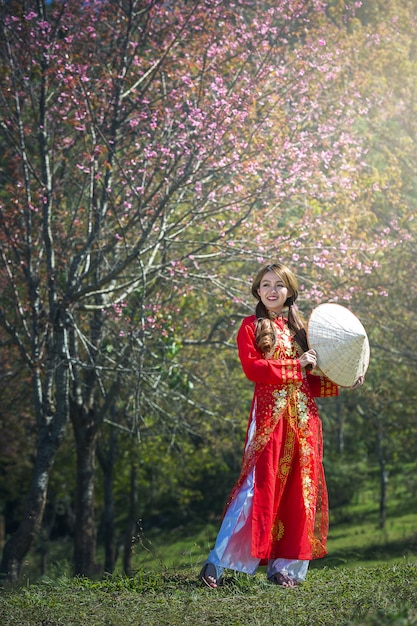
left=298, top=349, right=317, bottom=369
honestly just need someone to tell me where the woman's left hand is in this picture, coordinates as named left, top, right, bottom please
left=350, top=376, right=364, bottom=390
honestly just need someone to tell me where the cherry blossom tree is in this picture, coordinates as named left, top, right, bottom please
left=0, top=0, right=394, bottom=580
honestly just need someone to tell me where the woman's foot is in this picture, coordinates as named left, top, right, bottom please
left=268, top=572, right=299, bottom=588
left=199, top=562, right=223, bottom=589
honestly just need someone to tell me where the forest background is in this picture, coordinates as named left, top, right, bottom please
left=1, top=0, right=417, bottom=587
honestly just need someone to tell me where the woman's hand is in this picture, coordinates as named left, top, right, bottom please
left=350, top=375, right=364, bottom=390
left=298, top=349, right=317, bottom=369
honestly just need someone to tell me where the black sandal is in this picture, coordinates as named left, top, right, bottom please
left=268, top=572, right=298, bottom=587
left=199, top=561, right=224, bottom=589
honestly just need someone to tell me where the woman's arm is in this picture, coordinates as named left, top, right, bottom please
left=237, top=317, right=304, bottom=385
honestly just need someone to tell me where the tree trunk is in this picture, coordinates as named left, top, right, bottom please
left=98, top=427, right=117, bottom=574
left=72, top=408, right=99, bottom=577
left=377, top=426, right=388, bottom=530
left=0, top=431, right=59, bottom=582
left=337, top=396, right=345, bottom=456
left=123, top=463, right=138, bottom=577
left=70, top=305, right=106, bottom=577
left=1, top=320, right=70, bottom=583
left=0, top=515, right=5, bottom=549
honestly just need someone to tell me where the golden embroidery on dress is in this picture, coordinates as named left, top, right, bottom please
left=271, top=519, right=284, bottom=541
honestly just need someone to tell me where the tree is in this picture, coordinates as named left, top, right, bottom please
left=2, top=0, right=371, bottom=581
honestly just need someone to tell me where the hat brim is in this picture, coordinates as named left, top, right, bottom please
left=307, top=303, right=370, bottom=387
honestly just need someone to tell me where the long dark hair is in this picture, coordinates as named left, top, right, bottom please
left=251, top=263, right=309, bottom=354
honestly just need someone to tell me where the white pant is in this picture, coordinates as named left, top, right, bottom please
left=207, top=409, right=309, bottom=582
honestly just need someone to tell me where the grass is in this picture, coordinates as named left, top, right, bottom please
left=1, top=563, right=417, bottom=625
left=2, top=499, right=417, bottom=625
left=126, top=501, right=417, bottom=574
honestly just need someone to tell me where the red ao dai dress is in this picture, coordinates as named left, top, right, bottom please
left=206, top=315, right=338, bottom=581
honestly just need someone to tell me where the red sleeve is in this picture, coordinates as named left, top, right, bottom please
left=307, top=372, right=339, bottom=398
left=236, top=316, right=303, bottom=385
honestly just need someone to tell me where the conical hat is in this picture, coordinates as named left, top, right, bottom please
left=307, top=303, right=370, bottom=388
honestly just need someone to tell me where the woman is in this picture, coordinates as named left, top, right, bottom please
left=199, top=262, right=350, bottom=588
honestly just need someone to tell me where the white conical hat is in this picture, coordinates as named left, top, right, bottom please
left=307, top=303, right=370, bottom=387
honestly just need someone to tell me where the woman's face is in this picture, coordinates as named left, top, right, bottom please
left=257, top=270, right=290, bottom=315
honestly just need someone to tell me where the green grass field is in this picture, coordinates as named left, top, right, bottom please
left=127, top=497, right=417, bottom=575
left=1, top=499, right=417, bottom=625
left=1, top=562, right=417, bottom=625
